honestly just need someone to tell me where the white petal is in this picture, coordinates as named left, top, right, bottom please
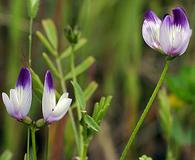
left=2, top=92, right=14, bottom=116
left=58, top=92, right=69, bottom=102
left=142, top=10, right=162, bottom=50
left=42, top=89, right=56, bottom=121
left=47, top=97, right=72, bottom=123
left=18, top=86, right=32, bottom=116
left=10, top=89, right=19, bottom=110
left=42, top=71, right=56, bottom=121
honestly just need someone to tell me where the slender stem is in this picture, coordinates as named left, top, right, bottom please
left=28, top=17, right=33, bottom=66
left=70, top=45, right=81, bottom=119
left=81, top=142, right=88, bottom=160
left=70, top=44, right=84, bottom=156
left=27, top=127, right=30, bottom=160
left=56, top=57, right=80, bottom=154
left=31, top=127, right=37, bottom=160
left=120, top=58, right=170, bottom=160
left=44, top=127, right=49, bottom=160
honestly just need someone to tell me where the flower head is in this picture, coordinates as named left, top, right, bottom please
left=160, top=7, right=192, bottom=56
left=2, top=68, right=32, bottom=120
left=42, top=71, right=72, bottom=123
left=142, top=10, right=162, bottom=50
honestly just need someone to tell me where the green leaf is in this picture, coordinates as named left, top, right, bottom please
left=0, top=150, right=12, bottom=160
left=42, top=52, right=60, bottom=78
left=71, top=81, right=98, bottom=109
left=84, top=81, right=98, bottom=100
left=30, top=68, right=43, bottom=100
left=42, top=19, right=58, bottom=50
left=36, top=31, right=57, bottom=56
left=27, top=0, right=40, bottom=18
left=59, top=38, right=87, bottom=60
left=71, top=81, right=86, bottom=110
left=139, top=155, right=152, bottom=160
left=64, top=56, right=95, bottom=80
left=83, top=115, right=101, bottom=133
left=92, top=96, right=112, bottom=124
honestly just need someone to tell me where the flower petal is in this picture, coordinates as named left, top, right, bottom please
left=142, top=10, right=162, bottom=50
left=16, top=68, right=31, bottom=89
left=2, top=93, right=14, bottom=116
left=160, top=8, right=192, bottom=56
left=17, top=86, right=32, bottom=117
left=42, top=71, right=56, bottom=121
left=159, top=15, right=173, bottom=55
left=172, top=7, right=189, bottom=29
left=47, top=94, right=72, bottom=123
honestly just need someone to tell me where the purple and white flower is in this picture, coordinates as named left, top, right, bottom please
left=160, top=7, right=192, bottom=56
left=142, top=10, right=162, bottom=50
left=42, top=71, right=72, bottom=123
left=2, top=68, right=32, bottom=120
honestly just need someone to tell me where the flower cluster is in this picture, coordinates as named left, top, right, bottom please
left=2, top=68, right=72, bottom=124
left=142, top=7, right=192, bottom=56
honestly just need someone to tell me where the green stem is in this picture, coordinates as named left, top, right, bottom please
left=81, top=142, right=88, bottom=160
left=70, top=44, right=84, bottom=156
left=31, top=127, right=37, bottom=160
left=27, top=127, right=30, bottom=160
left=120, top=58, right=170, bottom=160
left=28, top=17, right=33, bottom=66
left=70, top=45, right=81, bottom=120
left=56, top=57, right=80, bottom=154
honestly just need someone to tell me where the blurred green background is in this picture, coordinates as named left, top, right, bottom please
left=0, top=0, right=195, bottom=159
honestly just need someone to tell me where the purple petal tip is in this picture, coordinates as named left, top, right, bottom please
left=172, top=7, right=188, bottom=27
left=45, top=70, right=53, bottom=90
left=144, top=10, right=158, bottom=21
left=16, top=68, right=31, bottom=88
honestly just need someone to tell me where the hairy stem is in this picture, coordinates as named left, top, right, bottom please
left=120, top=58, right=170, bottom=160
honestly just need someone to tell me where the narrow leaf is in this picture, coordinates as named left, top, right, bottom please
left=84, top=81, right=98, bottom=100
left=92, top=96, right=112, bottom=124
left=71, top=81, right=98, bottom=109
left=42, top=52, right=60, bottom=78
left=42, top=19, right=58, bottom=49
left=71, top=81, right=86, bottom=110
left=64, top=56, right=95, bottom=80
left=30, top=68, right=43, bottom=99
left=84, top=115, right=101, bottom=133
left=59, top=38, right=87, bottom=60
left=36, top=31, right=57, bottom=56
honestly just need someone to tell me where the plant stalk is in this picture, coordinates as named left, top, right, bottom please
left=56, top=56, right=80, bottom=154
left=70, top=44, right=84, bottom=157
left=27, top=127, right=30, bottom=160
left=31, top=127, right=37, bottom=160
left=120, top=58, right=170, bottom=160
